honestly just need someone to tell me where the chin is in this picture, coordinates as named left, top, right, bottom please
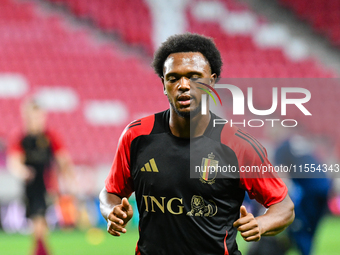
left=174, top=106, right=201, bottom=119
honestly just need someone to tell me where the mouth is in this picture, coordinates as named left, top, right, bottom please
left=177, top=94, right=192, bottom=106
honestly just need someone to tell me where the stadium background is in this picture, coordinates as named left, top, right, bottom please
left=0, top=0, right=339, bottom=254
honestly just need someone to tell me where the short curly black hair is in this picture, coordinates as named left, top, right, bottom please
left=152, top=33, right=222, bottom=78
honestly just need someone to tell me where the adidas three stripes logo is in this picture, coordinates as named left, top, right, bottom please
left=141, top=158, right=159, bottom=172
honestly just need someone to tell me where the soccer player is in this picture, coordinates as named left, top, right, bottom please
left=99, top=33, right=295, bottom=254
left=7, top=99, right=74, bottom=255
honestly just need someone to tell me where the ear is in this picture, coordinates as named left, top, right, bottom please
left=161, top=77, right=167, bottom=95
left=210, top=74, right=217, bottom=88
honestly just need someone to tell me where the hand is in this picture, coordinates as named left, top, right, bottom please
left=23, top=166, right=36, bottom=183
left=233, top=205, right=262, bottom=242
left=107, top=198, right=133, bottom=237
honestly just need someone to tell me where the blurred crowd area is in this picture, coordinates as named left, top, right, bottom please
left=0, top=0, right=340, bottom=244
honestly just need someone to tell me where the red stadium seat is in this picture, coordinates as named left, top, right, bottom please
left=0, top=0, right=337, bottom=164
left=279, top=0, right=340, bottom=47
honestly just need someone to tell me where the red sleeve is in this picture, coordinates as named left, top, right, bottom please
left=221, top=126, right=288, bottom=208
left=7, top=132, right=24, bottom=155
left=105, top=115, right=154, bottom=198
left=239, top=151, right=288, bottom=208
left=45, top=130, right=66, bottom=154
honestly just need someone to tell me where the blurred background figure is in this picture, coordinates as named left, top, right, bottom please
left=6, top=99, right=75, bottom=255
left=247, top=127, right=334, bottom=255
left=274, top=130, right=332, bottom=255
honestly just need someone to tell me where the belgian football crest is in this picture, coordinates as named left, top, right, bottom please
left=200, top=152, right=218, bottom=185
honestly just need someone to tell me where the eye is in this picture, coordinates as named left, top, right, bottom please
left=168, top=76, right=177, bottom=82
left=190, top=74, right=202, bottom=82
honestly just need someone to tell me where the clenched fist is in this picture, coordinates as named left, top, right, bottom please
left=107, top=198, right=134, bottom=237
left=233, top=205, right=263, bottom=242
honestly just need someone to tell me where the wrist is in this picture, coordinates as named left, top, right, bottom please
left=255, top=216, right=267, bottom=236
left=106, top=205, right=116, bottom=220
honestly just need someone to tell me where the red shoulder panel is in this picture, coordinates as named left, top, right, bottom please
left=45, top=129, right=67, bottom=154
left=221, top=125, right=287, bottom=208
left=105, top=114, right=155, bottom=198
left=7, top=131, right=24, bottom=155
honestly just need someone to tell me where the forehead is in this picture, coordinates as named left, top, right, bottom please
left=163, top=52, right=210, bottom=75
left=24, top=104, right=44, bottom=115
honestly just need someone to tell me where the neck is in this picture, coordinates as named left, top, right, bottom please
left=25, top=125, right=44, bottom=135
left=169, top=108, right=211, bottom=138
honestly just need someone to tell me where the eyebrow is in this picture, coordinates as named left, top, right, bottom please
left=164, top=71, right=204, bottom=79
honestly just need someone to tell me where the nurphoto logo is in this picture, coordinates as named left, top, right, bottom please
left=196, top=80, right=312, bottom=128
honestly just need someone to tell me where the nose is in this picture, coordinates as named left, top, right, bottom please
left=178, top=77, right=190, bottom=91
